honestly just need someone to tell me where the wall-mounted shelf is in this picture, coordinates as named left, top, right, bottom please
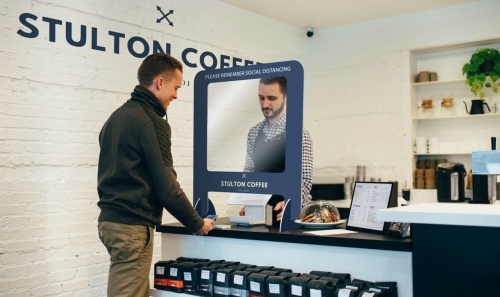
left=411, top=79, right=466, bottom=88
left=413, top=113, right=500, bottom=121
left=413, top=153, right=471, bottom=156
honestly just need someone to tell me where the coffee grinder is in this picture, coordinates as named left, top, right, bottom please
left=470, top=137, right=499, bottom=204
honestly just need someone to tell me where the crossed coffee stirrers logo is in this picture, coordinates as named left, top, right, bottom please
left=156, top=6, right=173, bottom=26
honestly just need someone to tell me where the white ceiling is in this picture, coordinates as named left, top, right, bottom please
left=218, top=0, right=482, bottom=29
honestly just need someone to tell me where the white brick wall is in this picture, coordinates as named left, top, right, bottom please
left=1, top=0, right=499, bottom=296
left=0, top=0, right=303, bottom=296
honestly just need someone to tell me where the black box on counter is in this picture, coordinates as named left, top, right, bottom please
left=230, top=270, right=252, bottom=297
left=154, top=260, right=175, bottom=290
left=214, top=268, right=235, bottom=297
left=289, top=276, right=312, bottom=297
left=199, top=266, right=219, bottom=296
left=307, top=279, right=335, bottom=297
left=310, top=183, right=345, bottom=201
left=247, top=273, right=268, bottom=297
left=265, top=276, right=289, bottom=297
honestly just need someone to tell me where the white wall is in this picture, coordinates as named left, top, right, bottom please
left=0, top=0, right=303, bottom=296
left=302, top=0, right=500, bottom=187
left=1, top=0, right=500, bottom=296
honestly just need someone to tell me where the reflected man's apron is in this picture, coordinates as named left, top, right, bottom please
left=253, top=127, right=286, bottom=226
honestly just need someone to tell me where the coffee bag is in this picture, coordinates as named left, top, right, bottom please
left=214, top=268, right=235, bottom=297
left=230, top=270, right=253, bottom=297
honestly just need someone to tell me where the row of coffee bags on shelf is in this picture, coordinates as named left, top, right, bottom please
left=154, top=257, right=397, bottom=297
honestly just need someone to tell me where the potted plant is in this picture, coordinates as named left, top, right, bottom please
left=462, top=48, right=500, bottom=99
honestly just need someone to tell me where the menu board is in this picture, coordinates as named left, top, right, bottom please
left=346, top=182, right=394, bottom=234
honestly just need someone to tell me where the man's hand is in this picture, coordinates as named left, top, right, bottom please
left=194, top=218, right=214, bottom=236
left=239, top=207, right=245, bottom=216
left=274, top=201, right=285, bottom=221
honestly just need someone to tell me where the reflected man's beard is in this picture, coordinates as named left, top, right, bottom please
left=262, top=101, right=285, bottom=120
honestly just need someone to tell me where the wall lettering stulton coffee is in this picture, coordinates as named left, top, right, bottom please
left=16, top=12, right=259, bottom=69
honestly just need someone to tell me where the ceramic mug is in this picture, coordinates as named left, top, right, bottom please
left=418, top=71, right=430, bottom=82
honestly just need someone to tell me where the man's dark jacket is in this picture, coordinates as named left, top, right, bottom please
left=97, top=85, right=204, bottom=233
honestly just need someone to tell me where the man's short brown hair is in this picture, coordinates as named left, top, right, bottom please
left=259, top=76, right=287, bottom=97
left=137, top=53, right=183, bottom=87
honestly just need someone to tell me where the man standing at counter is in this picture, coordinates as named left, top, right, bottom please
left=240, top=76, right=313, bottom=221
left=97, top=53, right=213, bottom=297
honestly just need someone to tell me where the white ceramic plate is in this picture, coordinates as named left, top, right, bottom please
left=294, top=219, right=346, bottom=229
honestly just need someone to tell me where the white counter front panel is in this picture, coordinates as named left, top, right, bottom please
left=155, top=233, right=413, bottom=297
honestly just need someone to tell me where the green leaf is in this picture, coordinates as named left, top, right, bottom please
left=491, top=74, right=499, bottom=82
left=486, top=82, right=492, bottom=88
left=480, top=91, right=486, bottom=99
left=472, top=55, right=485, bottom=65
left=462, top=63, right=472, bottom=74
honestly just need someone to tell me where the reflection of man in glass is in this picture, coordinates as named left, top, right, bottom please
left=240, top=76, right=313, bottom=220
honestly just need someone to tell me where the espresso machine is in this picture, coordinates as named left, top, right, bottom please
left=470, top=138, right=499, bottom=204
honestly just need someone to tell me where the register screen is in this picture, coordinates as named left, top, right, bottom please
left=347, top=182, right=393, bottom=231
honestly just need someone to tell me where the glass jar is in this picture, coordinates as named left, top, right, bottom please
left=440, top=96, right=454, bottom=117
left=420, top=99, right=434, bottom=117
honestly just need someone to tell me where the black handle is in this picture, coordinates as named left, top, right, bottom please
left=492, top=137, right=497, bottom=150
left=483, top=102, right=491, bottom=112
left=463, top=101, right=470, bottom=114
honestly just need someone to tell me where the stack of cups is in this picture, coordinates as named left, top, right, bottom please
left=344, top=177, right=354, bottom=199
left=415, top=168, right=424, bottom=189
left=356, top=166, right=366, bottom=182
left=425, top=168, right=436, bottom=189
left=428, top=137, right=439, bottom=154
left=414, top=137, right=427, bottom=154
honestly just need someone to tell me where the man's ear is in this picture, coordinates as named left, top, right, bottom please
left=153, top=75, right=164, bottom=91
